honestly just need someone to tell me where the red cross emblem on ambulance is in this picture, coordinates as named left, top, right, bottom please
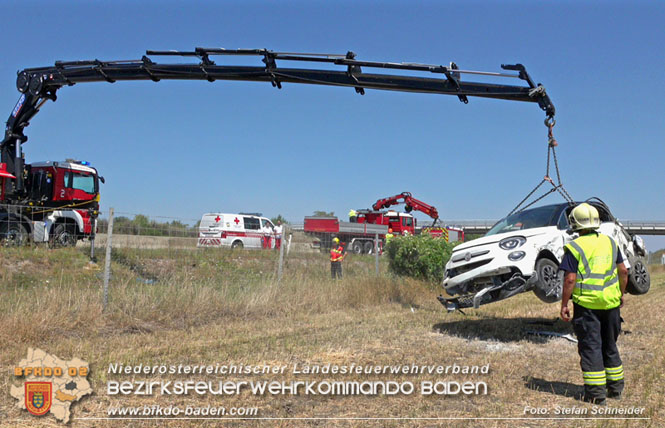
left=214, top=216, right=221, bottom=223
left=234, top=217, right=240, bottom=225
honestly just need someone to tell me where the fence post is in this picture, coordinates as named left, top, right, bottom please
left=89, top=216, right=97, bottom=263
left=278, top=225, right=286, bottom=281
left=103, top=208, right=114, bottom=312
left=374, top=233, right=379, bottom=276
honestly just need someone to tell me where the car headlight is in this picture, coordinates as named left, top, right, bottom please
left=508, top=251, right=526, bottom=261
left=499, top=236, right=526, bottom=250
left=633, top=235, right=645, bottom=252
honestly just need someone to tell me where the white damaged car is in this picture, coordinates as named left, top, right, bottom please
left=439, top=199, right=650, bottom=311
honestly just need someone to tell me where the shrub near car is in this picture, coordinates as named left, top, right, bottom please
left=439, top=199, right=650, bottom=311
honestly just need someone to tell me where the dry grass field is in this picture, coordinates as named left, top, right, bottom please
left=0, top=246, right=663, bottom=427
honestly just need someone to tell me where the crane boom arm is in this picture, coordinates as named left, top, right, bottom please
left=2, top=47, right=555, bottom=197
left=372, top=192, right=439, bottom=220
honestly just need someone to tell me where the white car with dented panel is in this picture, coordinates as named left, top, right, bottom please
left=439, top=199, right=650, bottom=311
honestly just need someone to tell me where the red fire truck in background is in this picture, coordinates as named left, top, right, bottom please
left=303, top=192, right=464, bottom=254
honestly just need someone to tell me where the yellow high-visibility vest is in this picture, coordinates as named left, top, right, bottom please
left=564, top=233, right=621, bottom=310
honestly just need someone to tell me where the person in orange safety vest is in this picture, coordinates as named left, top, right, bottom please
left=330, top=237, right=345, bottom=279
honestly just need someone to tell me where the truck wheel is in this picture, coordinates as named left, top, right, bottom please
left=533, top=258, right=563, bottom=303
left=363, top=241, right=374, bottom=254
left=231, top=240, right=244, bottom=250
left=352, top=241, right=363, bottom=254
left=0, top=222, right=28, bottom=246
left=50, top=223, right=77, bottom=248
left=626, top=257, right=650, bottom=295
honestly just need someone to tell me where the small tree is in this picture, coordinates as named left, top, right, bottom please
left=385, top=234, right=457, bottom=283
left=312, top=210, right=334, bottom=217
left=271, top=214, right=289, bottom=224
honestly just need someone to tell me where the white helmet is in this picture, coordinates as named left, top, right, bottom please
left=568, top=203, right=600, bottom=231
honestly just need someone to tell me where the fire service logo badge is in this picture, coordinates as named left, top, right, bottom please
left=11, top=348, right=92, bottom=423
left=25, top=382, right=52, bottom=416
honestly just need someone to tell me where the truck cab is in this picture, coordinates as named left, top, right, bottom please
left=0, top=160, right=102, bottom=246
left=357, top=210, right=416, bottom=235
left=27, top=160, right=100, bottom=204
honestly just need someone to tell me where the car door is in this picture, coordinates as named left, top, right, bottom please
left=242, top=216, right=262, bottom=248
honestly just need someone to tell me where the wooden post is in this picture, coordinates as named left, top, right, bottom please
left=89, top=216, right=97, bottom=263
left=278, top=225, right=286, bottom=281
left=374, top=233, right=379, bottom=276
left=103, top=208, right=114, bottom=311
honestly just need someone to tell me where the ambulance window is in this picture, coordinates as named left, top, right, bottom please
left=262, top=219, right=274, bottom=229
left=244, top=217, right=260, bottom=230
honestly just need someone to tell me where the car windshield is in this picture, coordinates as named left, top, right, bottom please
left=486, top=204, right=563, bottom=236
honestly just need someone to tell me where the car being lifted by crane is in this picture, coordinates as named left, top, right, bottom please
left=1, top=47, right=554, bottom=252
left=439, top=198, right=650, bottom=312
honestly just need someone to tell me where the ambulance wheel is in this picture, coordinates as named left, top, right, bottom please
left=231, top=240, right=244, bottom=250
left=626, top=257, right=650, bottom=295
left=50, top=223, right=77, bottom=248
left=0, top=221, right=28, bottom=246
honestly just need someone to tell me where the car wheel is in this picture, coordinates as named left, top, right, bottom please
left=352, top=241, right=363, bottom=254
left=50, top=223, right=78, bottom=248
left=231, top=240, right=244, bottom=250
left=0, top=221, right=28, bottom=246
left=533, top=258, right=563, bottom=303
left=363, top=241, right=374, bottom=254
left=626, top=257, right=650, bottom=295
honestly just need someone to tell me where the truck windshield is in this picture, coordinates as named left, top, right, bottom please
left=486, top=204, right=563, bottom=236
left=66, top=171, right=96, bottom=194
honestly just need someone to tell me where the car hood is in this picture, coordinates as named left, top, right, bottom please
left=453, top=226, right=556, bottom=253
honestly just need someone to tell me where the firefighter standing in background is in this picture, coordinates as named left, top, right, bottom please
left=385, top=228, right=394, bottom=244
left=559, top=203, right=629, bottom=405
left=330, top=237, right=345, bottom=279
left=348, top=209, right=357, bottom=223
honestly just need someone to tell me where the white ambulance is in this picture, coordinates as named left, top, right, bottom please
left=197, top=213, right=275, bottom=249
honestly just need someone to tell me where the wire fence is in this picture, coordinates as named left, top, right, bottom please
left=0, top=206, right=386, bottom=310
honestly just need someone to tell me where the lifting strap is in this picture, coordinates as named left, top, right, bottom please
left=507, top=117, right=574, bottom=217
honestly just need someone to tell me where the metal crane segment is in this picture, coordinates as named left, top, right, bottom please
left=2, top=46, right=556, bottom=199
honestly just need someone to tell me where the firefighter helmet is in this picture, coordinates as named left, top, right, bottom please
left=568, top=203, right=600, bottom=231
left=333, top=237, right=340, bottom=244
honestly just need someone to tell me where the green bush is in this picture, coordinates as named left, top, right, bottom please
left=385, top=235, right=457, bottom=283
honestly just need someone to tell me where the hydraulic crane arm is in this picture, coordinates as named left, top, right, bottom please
left=372, top=192, right=439, bottom=220
left=2, top=47, right=555, bottom=196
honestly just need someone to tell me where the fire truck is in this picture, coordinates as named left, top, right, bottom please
left=0, top=159, right=102, bottom=246
left=1, top=47, right=554, bottom=246
left=304, top=192, right=464, bottom=254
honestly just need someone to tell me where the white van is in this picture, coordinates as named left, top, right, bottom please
left=197, top=213, right=275, bottom=249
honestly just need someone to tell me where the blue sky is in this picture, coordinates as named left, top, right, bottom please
left=2, top=1, right=664, bottom=249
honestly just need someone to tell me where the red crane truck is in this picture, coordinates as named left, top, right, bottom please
left=304, top=192, right=464, bottom=254
left=0, top=158, right=102, bottom=246
left=364, top=192, right=465, bottom=242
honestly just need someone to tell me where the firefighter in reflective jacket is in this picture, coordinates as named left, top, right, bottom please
left=559, top=203, right=629, bottom=405
left=330, top=237, right=345, bottom=279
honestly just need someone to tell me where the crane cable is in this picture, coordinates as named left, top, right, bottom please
left=506, top=117, right=574, bottom=217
